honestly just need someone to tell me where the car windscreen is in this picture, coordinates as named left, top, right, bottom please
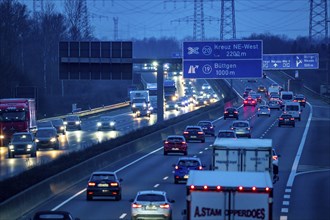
left=137, top=194, right=165, bottom=202
left=12, top=134, right=32, bottom=142
left=36, top=130, right=55, bottom=137
left=218, top=132, right=235, bottom=138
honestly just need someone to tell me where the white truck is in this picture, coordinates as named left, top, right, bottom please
left=184, top=170, right=273, bottom=220
left=129, top=90, right=151, bottom=117
left=211, top=138, right=274, bottom=176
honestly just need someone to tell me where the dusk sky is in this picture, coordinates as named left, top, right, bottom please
left=21, top=0, right=317, bottom=41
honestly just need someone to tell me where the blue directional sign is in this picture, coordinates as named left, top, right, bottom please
left=183, top=40, right=263, bottom=79
left=263, top=53, right=319, bottom=70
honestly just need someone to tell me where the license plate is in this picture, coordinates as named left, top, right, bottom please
left=98, top=183, right=109, bottom=187
left=146, top=206, right=157, bottom=210
left=191, top=136, right=197, bottom=138
left=285, top=119, right=289, bottom=121
left=229, top=114, right=233, bottom=116
left=102, top=190, right=109, bottom=193
left=172, top=148, right=179, bottom=150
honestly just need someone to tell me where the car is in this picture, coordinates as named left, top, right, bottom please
left=268, top=100, right=281, bottom=110
left=195, top=96, right=209, bottom=106
left=97, top=116, right=116, bottom=131
left=35, top=127, right=60, bottom=150
left=32, top=210, right=80, bottom=220
left=51, top=118, right=66, bottom=135
left=284, top=102, right=302, bottom=121
left=64, top=115, right=82, bottom=130
left=130, top=190, right=175, bottom=220
left=269, top=92, right=280, bottom=100
left=247, top=78, right=257, bottom=82
left=86, top=171, right=123, bottom=201
left=243, top=96, right=257, bottom=107
left=37, top=120, right=54, bottom=129
left=230, top=120, right=252, bottom=138
left=257, top=105, right=271, bottom=117
left=163, top=135, right=188, bottom=155
left=250, top=92, right=262, bottom=103
left=244, top=87, right=253, bottom=93
left=223, top=107, right=239, bottom=120
left=202, top=83, right=211, bottom=90
left=217, top=130, right=237, bottom=138
left=293, top=94, right=306, bottom=107
left=176, top=97, right=189, bottom=108
left=172, top=157, right=204, bottom=184
left=257, top=85, right=267, bottom=93
left=197, top=120, right=215, bottom=136
left=183, top=125, right=205, bottom=143
left=278, top=113, right=295, bottom=127
left=242, top=90, right=250, bottom=98
left=280, top=91, right=294, bottom=105
left=165, top=101, right=179, bottom=111
left=270, top=83, right=282, bottom=91
left=8, top=132, right=37, bottom=158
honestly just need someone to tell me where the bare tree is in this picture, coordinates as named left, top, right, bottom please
left=64, top=0, right=93, bottom=40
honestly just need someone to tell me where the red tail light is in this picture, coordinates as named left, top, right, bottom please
left=234, top=111, right=238, bottom=114
left=88, top=182, right=96, bottom=187
left=293, top=100, right=297, bottom=102
left=272, top=155, right=278, bottom=160
left=279, top=118, right=283, bottom=120
left=164, top=141, right=169, bottom=144
left=110, top=182, right=118, bottom=186
left=244, top=101, right=247, bottom=103
left=160, top=204, right=170, bottom=209
left=238, top=186, right=244, bottom=191
left=224, top=111, right=228, bottom=113
left=198, top=166, right=203, bottom=170
left=132, top=203, right=142, bottom=208
left=198, top=131, right=204, bottom=134
left=290, top=118, right=294, bottom=120
left=182, top=141, right=186, bottom=144
left=252, top=186, right=257, bottom=191
left=203, top=185, right=208, bottom=190
left=183, top=131, right=189, bottom=134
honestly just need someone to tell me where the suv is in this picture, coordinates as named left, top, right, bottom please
left=8, top=132, right=37, bottom=158
left=293, top=94, right=306, bottom=107
left=223, top=107, right=239, bottom=120
left=197, top=120, right=215, bottom=136
left=86, top=171, right=123, bottom=201
left=173, top=157, right=204, bottom=184
left=130, top=190, right=175, bottom=220
left=230, top=120, right=252, bottom=138
left=35, top=127, right=59, bottom=150
left=64, top=115, right=82, bottom=130
left=163, top=135, right=188, bottom=155
left=51, top=118, right=66, bottom=135
left=96, top=116, right=116, bottom=131
left=183, top=125, right=205, bottom=143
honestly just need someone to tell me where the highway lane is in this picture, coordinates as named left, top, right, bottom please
left=17, top=76, right=317, bottom=220
left=0, top=77, right=210, bottom=181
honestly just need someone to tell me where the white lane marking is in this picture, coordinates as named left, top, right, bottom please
left=119, top=213, right=127, bottom=219
left=285, top=188, right=291, bottom=193
left=287, top=102, right=313, bottom=187
left=284, top=194, right=290, bottom=199
left=163, top=176, right=168, bottom=180
left=280, top=216, right=288, bottom=220
left=52, top=146, right=163, bottom=210
left=154, top=184, right=159, bottom=188
left=199, top=151, right=203, bottom=154
left=283, top=201, right=290, bottom=206
left=281, top=208, right=289, bottom=213
left=51, top=188, right=86, bottom=211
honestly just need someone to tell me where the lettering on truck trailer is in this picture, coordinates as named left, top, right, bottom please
left=193, top=207, right=266, bottom=219
left=194, top=206, right=222, bottom=217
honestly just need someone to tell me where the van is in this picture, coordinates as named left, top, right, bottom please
left=284, top=102, right=301, bottom=121
left=281, top=91, right=294, bottom=105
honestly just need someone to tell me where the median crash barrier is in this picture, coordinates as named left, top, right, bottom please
left=0, top=100, right=226, bottom=219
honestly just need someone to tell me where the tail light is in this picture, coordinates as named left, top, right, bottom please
left=279, top=118, right=283, bottom=120
left=224, top=111, right=228, bottom=114
left=110, top=182, right=118, bottom=186
left=198, top=131, right=204, bottom=135
left=183, top=131, right=189, bottom=134
left=182, top=141, right=186, bottom=144
left=198, top=166, right=203, bottom=170
left=290, top=118, right=294, bottom=120
left=234, top=111, right=238, bottom=114
left=164, top=141, right=169, bottom=144
left=132, top=203, right=142, bottom=208
left=258, top=108, right=260, bottom=111
left=246, top=127, right=250, bottom=130
left=244, top=101, right=247, bottom=103
left=88, top=182, right=96, bottom=187
left=160, top=204, right=170, bottom=209
left=272, top=155, right=278, bottom=160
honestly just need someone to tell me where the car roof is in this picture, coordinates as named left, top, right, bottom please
left=198, top=120, right=212, bottom=123
left=91, top=171, right=116, bottom=176
left=13, top=132, right=32, bottom=135
left=137, top=190, right=166, bottom=196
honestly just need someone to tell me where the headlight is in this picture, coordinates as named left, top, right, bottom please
left=110, top=122, right=115, bottom=126
left=0, top=135, right=4, bottom=139
left=60, top=126, right=65, bottom=130
left=50, top=137, right=56, bottom=142
left=9, top=145, right=14, bottom=149
left=35, top=139, right=40, bottom=143
left=97, top=122, right=102, bottom=126
left=64, top=121, right=68, bottom=125
left=75, top=121, right=81, bottom=125
left=132, top=104, right=136, bottom=108
left=27, top=144, right=32, bottom=149
left=143, top=103, right=147, bottom=108
left=175, top=104, right=178, bottom=108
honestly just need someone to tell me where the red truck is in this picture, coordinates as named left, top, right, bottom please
left=0, top=98, right=37, bottom=146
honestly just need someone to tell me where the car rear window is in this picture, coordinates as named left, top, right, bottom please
left=186, top=127, right=201, bottom=131
left=286, top=105, right=299, bottom=111
left=12, top=134, right=32, bottom=142
left=218, top=132, right=235, bottom=138
left=198, top=122, right=210, bottom=126
left=167, top=137, right=184, bottom=142
left=91, top=174, right=115, bottom=181
left=137, top=194, right=165, bottom=202
left=233, top=122, right=248, bottom=127
left=178, top=160, right=200, bottom=166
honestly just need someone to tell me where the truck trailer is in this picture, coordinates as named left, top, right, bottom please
left=211, top=138, right=274, bottom=177
left=129, top=90, right=151, bottom=117
left=0, top=98, right=37, bottom=146
left=184, top=170, right=273, bottom=220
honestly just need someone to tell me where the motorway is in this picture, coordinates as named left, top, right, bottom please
left=13, top=72, right=330, bottom=220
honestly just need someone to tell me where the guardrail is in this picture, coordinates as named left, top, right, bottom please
left=38, top=101, right=130, bottom=122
